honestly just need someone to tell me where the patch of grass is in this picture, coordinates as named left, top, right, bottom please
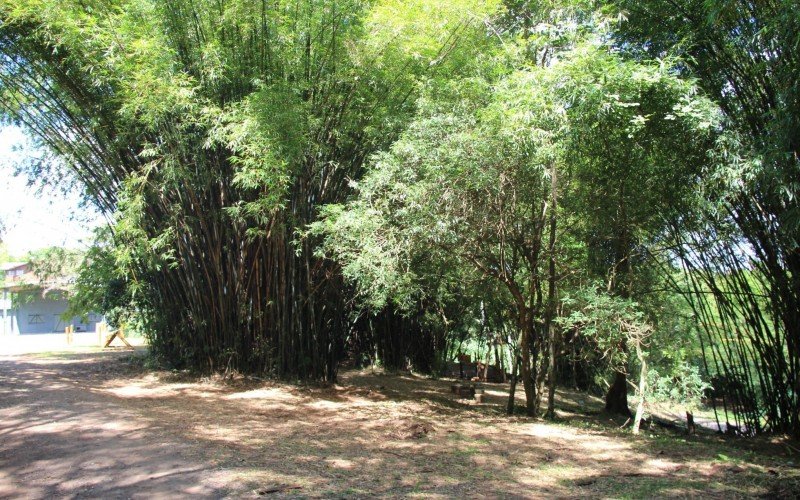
left=28, top=348, right=104, bottom=359
left=117, top=350, right=163, bottom=370
left=568, top=469, right=777, bottom=499
left=453, top=446, right=480, bottom=457
left=536, top=462, right=576, bottom=474
left=598, top=476, right=718, bottom=499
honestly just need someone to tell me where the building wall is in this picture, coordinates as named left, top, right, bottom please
left=1, top=290, right=11, bottom=336
left=1, top=289, right=99, bottom=335
left=1, top=314, right=11, bottom=336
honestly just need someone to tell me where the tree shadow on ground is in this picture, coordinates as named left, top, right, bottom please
left=0, top=359, right=231, bottom=498
left=1, top=353, right=795, bottom=498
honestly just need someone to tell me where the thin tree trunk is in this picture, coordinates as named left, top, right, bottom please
left=545, top=164, right=558, bottom=419
left=507, top=353, right=520, bottom=415
left=484, top=347, right=491, bottom=381
left=519, top=317, right=536, bottom=417
left=632, top=341, right=647, bottom=434
left=546, top=323, right=557, bottom=419
left=494, top=342, right=503, bottom=382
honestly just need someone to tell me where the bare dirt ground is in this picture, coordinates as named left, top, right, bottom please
left=1, top=346, right=798, bottom=499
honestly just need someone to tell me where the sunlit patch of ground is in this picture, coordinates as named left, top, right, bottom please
left=2, top=349, right=798, bottom=498
left=0, top=331, right=147, bottom=357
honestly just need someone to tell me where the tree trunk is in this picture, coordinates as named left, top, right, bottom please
left=605, top=370, right=632, bottom=417
left=483, top=342, right=491, bottom=381
left=686, top=411, right=696, bottom=435
left=546, top=323, right=557, bottom=419
left=519, top=318, right=536, bottom=417
left=545, top=162, right=559, bottom=420
left=507, top=354, right=520, bottom=415
left=631, top=342, right=647, bottom=434
left=495, top=342, right=504, bottom=382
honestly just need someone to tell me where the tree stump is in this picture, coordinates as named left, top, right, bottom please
left=687, top=411, right=696, bottom=435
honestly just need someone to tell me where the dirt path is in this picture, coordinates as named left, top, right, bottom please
left=1, top=349, right=796, bottom=499
left=0, top=353, right=236, bottom=499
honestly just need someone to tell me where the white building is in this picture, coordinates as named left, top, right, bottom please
left=1, top=262, right=99, bottom=335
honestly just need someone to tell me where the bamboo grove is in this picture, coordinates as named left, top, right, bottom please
left=614, top=0, right=800, bottom=436
left=1, top=0, right=798, bottom=437
left=0, top=0, right=499, bottom=380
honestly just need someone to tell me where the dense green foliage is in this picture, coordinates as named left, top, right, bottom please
left=27, top=247, right=82, bottom=283
left=1, top=0, right=501, bottom=380
left=1, top=0, right=797, bottom=435
left=611, top=0, right=800, bottom=436
left=64, top=228, right=131, bottom=327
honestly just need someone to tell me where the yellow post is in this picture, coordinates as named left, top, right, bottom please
left=97, top=322, right=105, bottom=347
left=65, top=325, right=73, bottom=345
